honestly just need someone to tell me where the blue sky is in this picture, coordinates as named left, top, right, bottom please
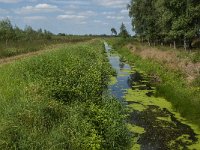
left=0, top=0, right=132, bottom=35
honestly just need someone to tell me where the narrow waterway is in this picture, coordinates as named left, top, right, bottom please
left=104, top=42, right=200, bottom=150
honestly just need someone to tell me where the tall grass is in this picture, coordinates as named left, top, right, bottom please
left=0, top=36, right=93, bottom=58
left=109, top=38, right=200, bottom=126
left=0, top=40, right=130, bottom=149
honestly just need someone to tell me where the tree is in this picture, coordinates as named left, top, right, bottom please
left=0, top=18, right=15, bottom=46
left=111, top=28, right=117, bottom=36
left=128, top=0, right=200, bottom=49
left=119, top=23, right=130, bottom=38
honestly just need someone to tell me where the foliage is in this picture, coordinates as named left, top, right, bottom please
left=128, top=0, right=200, bottom=48
left=119, top=23, right=130, bottom=39
left=0, top=19, right=93, bottom=59
left=111, top=28, right=118, bottom=36
left=109, top=38, right=200, bottom=127
left=0, top=40, right=130, bottom=149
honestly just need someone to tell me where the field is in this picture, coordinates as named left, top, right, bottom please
left=0, top=36, right=93, bottom=59
left=0, top=39, right=130, bottom=149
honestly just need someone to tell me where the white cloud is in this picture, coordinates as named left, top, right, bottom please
left=0, top=8, right=9, bottom=14
left=79, top=21, right=87, bottom=24
left=120, top=9, right=129, bottom=14
left=0, top=0, right=37, bottom=3
left=102, top=11, right=115, bottom=15
left=103, top=22, right=109, bottom=25
left=106, top=16, right=124, bottom=20
left=57, top=15, right=86, bottom=20
left=0, top=0, right=21, bottom=3
left=35, top=4, right=57, bottom=9
left=94, top=0, right=129, bottom=8
left=79, top=10, right=97, bottom=16
left=57, top=10, right=96, bottom=22
left=15, top=3, right=61, bottom=14
left=94, top=20, right=102, bottom=23
left=50, top=0, right=91, bottom=5
left=24, top=16, right=47, bottom=21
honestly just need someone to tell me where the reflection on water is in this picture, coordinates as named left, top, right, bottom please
left=104, top=42, right=132, bottom=99
left=104, top=42, right=198, bottom=150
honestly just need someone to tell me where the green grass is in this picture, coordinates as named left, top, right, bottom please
left=0, top=36, right=93, bottom=58
left=0, top=40, right=130, bottom=149
left=109, top=38, right=200, bottom=127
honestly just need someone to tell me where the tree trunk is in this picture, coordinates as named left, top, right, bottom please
left=148, top=39, right=151, bottom=46
left=173, top=40, right=176, bottom=49
left=184, top=37, right=187, bottom=51
left=6, top=39, right=8, bottom=47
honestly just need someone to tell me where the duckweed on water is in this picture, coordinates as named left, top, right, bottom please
left=125, top=82, right=200, bottom=149
left=109, top=76, right=117, bottom=85
left=127, top=124, right=145, bottom=150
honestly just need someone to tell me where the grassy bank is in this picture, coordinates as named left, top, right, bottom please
left=0, top=36, right=93, bottom=59
left=109, top=38, right=200, bottom=127
left=0, top=40, right=130, bottom=149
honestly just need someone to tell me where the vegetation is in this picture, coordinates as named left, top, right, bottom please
left=119, top=23, right=130, bottom=39
left=109, top=38, right=200, bottom=127
left=111, top=28, right=118, bottom=36
left=128, top=0, right=200, bottom=49
left=0, top=40, right=130, bottom=149
left=0, top=18, right=93, bottom=58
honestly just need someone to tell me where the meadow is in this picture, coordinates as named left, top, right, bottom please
left=0, top=39, right=130, bottom=149
left=0, top=36, right=93, bottom=59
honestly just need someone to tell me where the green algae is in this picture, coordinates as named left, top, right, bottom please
left=119, top=73, right=129, bottom=77
left=127, top=123, right=145, bottom=134
left=129, top=103, right=147, bottom=112
left=109, top=76, right=117, bottom=85
left=127, top=123, right=145, bottom=150
left=169, top=134, right=194, bottom=149
left=157, top=116, right=172, bottom=122
left=121, top=69, right=134, bottom=74
left=125, top=89, right=173, bottom=109
left=125, top=87, right=200, bottom=149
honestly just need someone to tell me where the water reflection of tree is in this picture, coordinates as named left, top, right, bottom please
left=119, top=62, right=125, bottom=70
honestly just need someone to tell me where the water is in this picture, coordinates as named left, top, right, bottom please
left=105, top=42, right=132, bottom=99
left=104, top=42, right=199, bottom=150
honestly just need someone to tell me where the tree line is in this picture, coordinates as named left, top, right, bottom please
left=111, top=23, right=130, bottom=38
left=128, top=0, right=200, bottom=49
left=0, top=18, right=53, bottom=46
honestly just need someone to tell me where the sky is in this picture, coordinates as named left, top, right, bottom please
left=0, top=0, right=133, bottom=35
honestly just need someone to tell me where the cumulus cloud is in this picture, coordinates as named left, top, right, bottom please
left=0, top=8, right=9, bottom=14
left=50, top=0, right=91, bottom=5
left=93, top=0, right=129, bottom=8
left=15, top=3, right=61, bottom=14
left=79, top=10, right=97, bottom=16
left=57, top=15, right=86, bottom=20
left=24, top=16, right=47, bottom=21
left=120, top=9, right=129, bottom=14
left=106, top=16, right=124, bottom=20
left=57, top=10, right=96, bottom=22
left=102, top=11, right=115, bottom=15
left=94, top=20, right=102, bottom=23
left=0, top=0, right=21, bottom=3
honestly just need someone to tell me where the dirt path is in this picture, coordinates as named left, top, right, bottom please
left=0, top=44, right=66, bottom=67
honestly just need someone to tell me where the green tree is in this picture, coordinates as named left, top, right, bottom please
left=128, top=0, right=200, bottom=49
left=119, top=23, right=130, bottom=38
left=0, top=18, right=15, bottom=46
left=111, top=28, right=117, bottom=36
